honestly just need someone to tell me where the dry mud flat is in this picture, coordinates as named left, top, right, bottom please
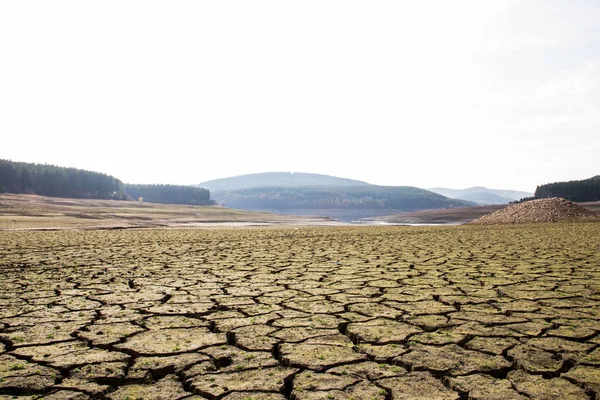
left=0, top=194, right=333, bottom=231
left=1, top=223, right=600, bottom=399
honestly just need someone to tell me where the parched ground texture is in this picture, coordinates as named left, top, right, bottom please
left=1, top=223, right=600, bottom=399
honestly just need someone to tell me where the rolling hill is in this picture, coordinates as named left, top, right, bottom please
left=202, top=172, right=474, bottom=221
left=427, top=187, right=533, bottom=205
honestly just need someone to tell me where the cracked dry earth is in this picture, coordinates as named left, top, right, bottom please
left=1, top=224, right=600, bottom=400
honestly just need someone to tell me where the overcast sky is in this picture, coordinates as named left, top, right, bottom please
left=1, top=1, right=598, bottom=192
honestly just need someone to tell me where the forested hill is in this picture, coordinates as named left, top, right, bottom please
left=533, top=176, right=600, bottom=202
left=212, top=185, right=473, bottom=212
left=0, top=159, right=126, bottom=200
left=200, top=172, right=370, bottom=192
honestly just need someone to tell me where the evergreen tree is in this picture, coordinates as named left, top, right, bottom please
left=0, top=159, right=126, bottom=200
left=124, top=184, right=213, bottom=206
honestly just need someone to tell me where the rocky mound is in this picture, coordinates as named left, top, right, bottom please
left=470, top=197, right=598, bottom=225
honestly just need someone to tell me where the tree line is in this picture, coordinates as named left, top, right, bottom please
left=0, top=159, right=214, bottom=205
left=513, top=176, right=600, bottom=203
left=534, top=176, right=600, bottom=202
left=212, top=186, right=472, bottom=211
left=0, top=159, right=127, bottom=199
left=125, top=184, right=213, bottom=205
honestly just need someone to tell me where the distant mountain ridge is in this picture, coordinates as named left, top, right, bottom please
left=427, top=187, right=534, bottom=205
left=200, top=172, right=370, bottom=192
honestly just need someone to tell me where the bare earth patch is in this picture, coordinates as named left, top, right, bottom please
left=0, top=222, right=599, bottom=398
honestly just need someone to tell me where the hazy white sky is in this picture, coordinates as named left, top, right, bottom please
left=1, top=1, right=598, bottom=192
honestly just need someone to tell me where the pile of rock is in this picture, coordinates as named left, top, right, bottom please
left=470, top=197, right=598, bottom=225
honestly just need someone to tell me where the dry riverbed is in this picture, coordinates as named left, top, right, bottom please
left=1, top=223, right=600, bottom=399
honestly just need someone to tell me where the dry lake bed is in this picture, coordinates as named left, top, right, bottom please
left=1, top=223, right=600, bottom=399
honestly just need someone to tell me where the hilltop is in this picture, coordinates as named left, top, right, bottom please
left=427, top=187, right=533, bottom=205
left=200, top=172, right=370, bottom=192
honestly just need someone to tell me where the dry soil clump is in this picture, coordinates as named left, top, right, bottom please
left=470, top=197, right=597, bottom=224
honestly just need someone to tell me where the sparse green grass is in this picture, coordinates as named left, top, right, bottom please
left=9, top=363, right=26, bottom=371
